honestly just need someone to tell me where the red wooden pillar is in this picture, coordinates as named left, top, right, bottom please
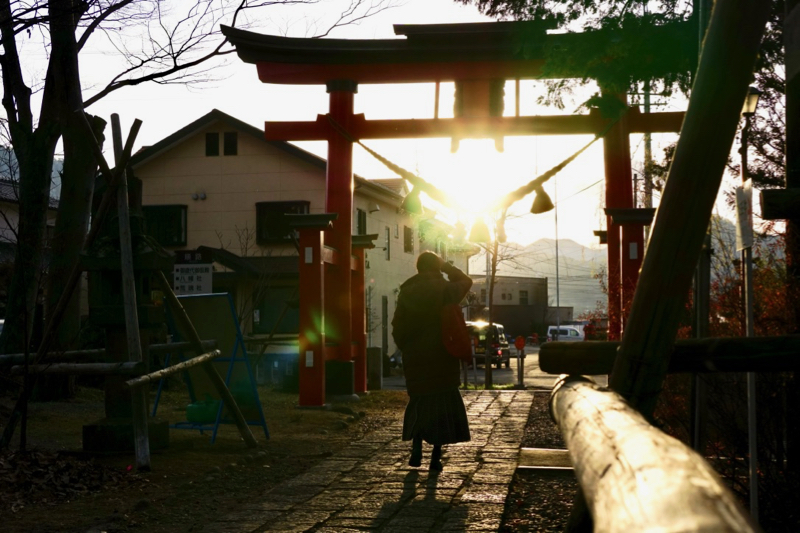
left=350, top=234, right=377, bottom=395
left=605, top=220, right=622, bottom=341
left=621, top=222, right=645, bottom=318
left=351, top=246, right=367, bottom=394
left=602, top=95, right=635, bottom=340
left=325, top=80, right=357, bottom=361
left=297, top=226, right=327, bottom=407
left=606, top=209, right=654, bottom=336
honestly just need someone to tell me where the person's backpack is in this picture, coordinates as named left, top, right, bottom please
left=441, top=304, right=472, bottom=362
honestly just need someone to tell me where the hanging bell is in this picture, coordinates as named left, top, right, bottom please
left=400, top=187, right=424, bottom=215
left=530, top=186, right=555, bottom=214
left=468, top=218, right=491, bottom=243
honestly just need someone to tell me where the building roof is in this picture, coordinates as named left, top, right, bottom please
left=130, top=109, right=404, bottom=202
left=0, top=178, right=59, bottom=210
left=197, top=245, right=299, bottom=278
left=370, top=179, right=406, bottom=195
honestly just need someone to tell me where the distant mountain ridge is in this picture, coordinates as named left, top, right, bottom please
left=469, top=238, right=608, bottom=316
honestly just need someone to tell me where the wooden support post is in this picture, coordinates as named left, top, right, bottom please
left=155, top=271, right=258, bottom=448
left=0, top=115, right=141, bottom=450
left=125, top=350, right=220, bottom=389
left=111, top=114, right=151, bottom=471
left=550, top=375, right=758, bottom=532
left=609, top=0, right=771, bottom=418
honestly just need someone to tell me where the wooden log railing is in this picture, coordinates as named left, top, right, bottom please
left=0, top=340, right=218, bottom=367
left=125, top=350, right=221, bottom=389
left=550, top=375, right=759, bottom=533
left=8, top=348, right=223, bottom=381
left=540, top=335, right=800, bottom=376
left=10, top=362, right=144, bottom=375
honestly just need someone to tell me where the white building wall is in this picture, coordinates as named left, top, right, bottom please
left=470, top=276, right=548, bottom=306
left=136, top=122, right=435, bottom=356
left=352, top=195, right=418, bottom=356
left=137, top=126, right=324, bottom=256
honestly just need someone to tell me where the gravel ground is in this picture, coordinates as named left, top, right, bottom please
left=500, top=391, right=578, bottom=532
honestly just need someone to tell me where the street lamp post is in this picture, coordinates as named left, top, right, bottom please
left=739, top=84, right=761, bottom=522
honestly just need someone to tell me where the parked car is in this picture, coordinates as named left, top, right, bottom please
left=466, top=321, right=511, bottom=368
left=546, top=325, right=584, bottom=342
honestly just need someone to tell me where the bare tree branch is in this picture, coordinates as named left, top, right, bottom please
left=82, top=0, right=399, bottom=108
left=76, top=0, right=138, bottom=51
left=312, top=0, right=401, bottom=39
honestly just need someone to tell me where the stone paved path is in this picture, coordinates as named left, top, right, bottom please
left=203, top=390, right=535, bottom=532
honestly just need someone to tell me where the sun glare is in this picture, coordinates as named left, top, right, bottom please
left=409, top=135, right=608, bottom=247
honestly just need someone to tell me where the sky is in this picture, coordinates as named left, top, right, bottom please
left=73, top=0, right=691, bottom=248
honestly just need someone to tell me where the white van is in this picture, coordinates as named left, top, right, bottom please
left=546, top=325, right=584, bottom=342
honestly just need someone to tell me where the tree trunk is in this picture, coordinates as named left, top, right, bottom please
left=45, top=114, right=106, bottom=348
left=0, top=133, right=58, bottom=354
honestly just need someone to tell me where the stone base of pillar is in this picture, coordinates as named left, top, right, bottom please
left=82, top=417, right=169, bottom=453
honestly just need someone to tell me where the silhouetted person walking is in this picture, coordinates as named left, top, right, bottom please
left=392, top=251, right=472, bottom=471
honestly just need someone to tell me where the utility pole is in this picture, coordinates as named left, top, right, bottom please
left=485, top=247, right=493, bottom=389
left=643, top=0, right=654, bottom=243
left=738, top=103, right=758, bottom=520
left=643, top=79, right=653, bottom=243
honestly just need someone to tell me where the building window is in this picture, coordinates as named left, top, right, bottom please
left=501, top=293, right=506, bottom=301
left=205, top=132, right=219, bottom=156
left=143, top=205, right=187, bottom=247
left=384, top=226, right=391, bottom=260
left=223, top=132, right=238, bottom=156
left=356, top=208, right=367, bottom=235
left=403, top=226, right=414, bottom=254
left=519, top=290, right=528, bottom=305
left=480, top=289, right=486, bottom=303
left=256, top=201, right=309, bottom=244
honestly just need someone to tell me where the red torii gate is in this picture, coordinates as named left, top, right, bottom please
left=222, top=21, right=690, bottom=406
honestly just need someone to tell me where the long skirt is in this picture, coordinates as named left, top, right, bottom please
left=402, top=387, right=471, bottom=445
